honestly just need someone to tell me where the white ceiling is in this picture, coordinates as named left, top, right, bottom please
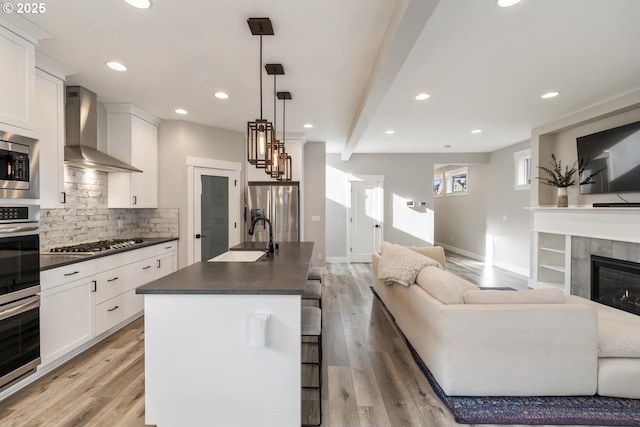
left=25, top=0, right=640, bottom=158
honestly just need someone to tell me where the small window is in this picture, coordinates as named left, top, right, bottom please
left=433, top=174, right=444, bottom=196
left=445, top=167, right=468, bottom=195
left=514, top=148, right=531, bottom=190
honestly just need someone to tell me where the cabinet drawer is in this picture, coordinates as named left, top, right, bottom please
left=41, top=260, right=96, bottom=290
left=95, top=258, right=155, bottom=305
left=95, top=246, right=156, bottom=271
left=156, top=240, right=177, bottom=255
left=94, top=289, right=143, bottom=336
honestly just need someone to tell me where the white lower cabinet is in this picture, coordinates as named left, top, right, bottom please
left=40, top=260, right=96, bottom=366
left=40, top=240, right=178, bottom=366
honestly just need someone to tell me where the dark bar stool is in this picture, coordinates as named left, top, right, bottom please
left=302, top=280, right=322, bottom=309
left=301, top=306, right=322, bottom=426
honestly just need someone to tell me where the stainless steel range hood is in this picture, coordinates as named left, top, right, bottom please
left=65, top=86, right=142, bottom=173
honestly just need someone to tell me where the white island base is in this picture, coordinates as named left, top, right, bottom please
left=144, top=294, right=301, bottom=427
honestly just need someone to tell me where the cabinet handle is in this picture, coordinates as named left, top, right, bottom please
left=108, top=305, right=120, bottom=312
left=64, top=271, right=80, bottom=277
left=61, top=192, right=66, bottom=204
left=157, top=260, right=161, bottom=269
left=143, top=265, right=152, bottom=270
left=133, top=196, right=137, bottom=205
left=164, top=246, right=172, bottom=250
left=107, top=277, right=119, bottom=282
left=91, top=280, right=97, bottom=292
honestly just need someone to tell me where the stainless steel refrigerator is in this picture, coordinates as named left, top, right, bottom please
left=245, top=181, right=300, bottom=242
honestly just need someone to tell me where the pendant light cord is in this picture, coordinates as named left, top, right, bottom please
left=259, top=35, right=263, bottom=120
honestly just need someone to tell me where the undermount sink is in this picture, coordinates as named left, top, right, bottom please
left=207, top=250, right=266, bottom=262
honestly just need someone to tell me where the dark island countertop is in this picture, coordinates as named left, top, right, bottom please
left=40, top=237, right=179, bottom=271
left=136, top=241, right=314, bottom=295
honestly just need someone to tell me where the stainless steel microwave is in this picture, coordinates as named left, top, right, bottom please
left=0, top=131, right=38, bottom=199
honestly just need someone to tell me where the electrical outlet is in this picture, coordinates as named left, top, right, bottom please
left=450, top=236, right=454, bottom=242
left=317, top=253, right=322, bottom=260
left=117, top=219, right=123, bottom=229
left=503, top=214, right=508, bottom=221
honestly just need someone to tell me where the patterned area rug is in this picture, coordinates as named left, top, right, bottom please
left=369, top=286, right=640, bottom=425
left=407, top=340, right=640, bottom=425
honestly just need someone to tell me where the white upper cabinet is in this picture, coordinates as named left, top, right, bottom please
left=105, top=104, right=160, bottom=208
left=0, top=25, right=35, bottom=135
left=35, top=69, right=66, bottom=208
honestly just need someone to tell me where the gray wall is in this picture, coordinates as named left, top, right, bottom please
left=434, top=163, right=489, bottom=258
left=158, top=120, right=245, bottom=268
left=486, top=141, right=531, bottom=274
left=326, top=152, right=489, bottom=260
left=303, top=142, right=326, bottom=267
left=433, top=141, right=532, bottom=275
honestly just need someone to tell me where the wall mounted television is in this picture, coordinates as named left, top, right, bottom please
left=576, top=120, right=640, bottom=194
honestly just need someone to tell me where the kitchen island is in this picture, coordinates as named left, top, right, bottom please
left=136, top=242, right=314, bottom=427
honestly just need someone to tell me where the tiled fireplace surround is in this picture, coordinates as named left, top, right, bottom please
left=533, top=207, right=640, bottom=298
left=571, top=237, right=640, bottom=299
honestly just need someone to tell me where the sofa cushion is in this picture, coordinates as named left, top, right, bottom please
left=416, top=266, right=467, bottom=304
left=464, top=288, right=566, bottom=305
left=377, top=242, right=442, bottom=287
left=566, top=295, right=640, bottom=358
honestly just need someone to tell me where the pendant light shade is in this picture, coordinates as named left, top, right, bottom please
left=247, top=18, right=275, bottom=168
left=276, top=91, right=292, bottom=182
left=265, top=64, right=285, bottom=178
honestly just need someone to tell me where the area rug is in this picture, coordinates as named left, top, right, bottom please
left=369, top=286, right=640, bottom=425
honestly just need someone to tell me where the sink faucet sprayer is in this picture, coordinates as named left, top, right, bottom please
left=248, top=216, right=275, bottom=254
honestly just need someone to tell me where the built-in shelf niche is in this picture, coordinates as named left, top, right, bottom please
left=536, top=232, right=571, bottom=292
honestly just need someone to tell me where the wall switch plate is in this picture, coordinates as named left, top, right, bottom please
left=311, top=215, right=320, bottom=222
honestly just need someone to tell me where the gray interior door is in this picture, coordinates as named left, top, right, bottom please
left=201, top=175, right=229, bottom=261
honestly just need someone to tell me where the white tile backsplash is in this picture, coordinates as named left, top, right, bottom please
left=40, top=167, right=178, bottom=251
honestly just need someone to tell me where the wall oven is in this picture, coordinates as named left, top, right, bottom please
left=0, top=131, right=39, bottom=200
left=0, top=205, right=40, bottom=392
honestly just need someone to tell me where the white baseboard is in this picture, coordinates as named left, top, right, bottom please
left=326, top=257, right=348, bottom=263
left=435, top=242, right=530, bottom=277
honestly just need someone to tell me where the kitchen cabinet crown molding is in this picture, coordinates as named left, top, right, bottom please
left=103, top=103, right=160, bottom=126
left=35, top=51, right=75, bottom=81
left=0, top=12, right=52, bottom=45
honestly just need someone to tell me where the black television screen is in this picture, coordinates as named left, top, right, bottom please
left=576, top=120, right=640, bottom=194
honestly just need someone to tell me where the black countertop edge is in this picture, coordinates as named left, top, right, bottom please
left=40, top=237, right=179, bottom=271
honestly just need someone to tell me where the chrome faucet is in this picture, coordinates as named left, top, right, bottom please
left=248, top=216, right=275, bottom=254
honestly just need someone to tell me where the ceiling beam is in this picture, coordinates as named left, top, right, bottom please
left=341, top=0, right=440, bottom=161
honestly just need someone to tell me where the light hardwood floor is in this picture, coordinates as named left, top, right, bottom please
left=1, top=252, right=589, bottom=427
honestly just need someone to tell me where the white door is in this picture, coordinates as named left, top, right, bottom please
left=350, top=180, right=383, bottom=262
left=193, top=167, right=239, bottom=263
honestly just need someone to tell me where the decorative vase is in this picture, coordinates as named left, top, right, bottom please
left=556, top=187, right=568, bottom=207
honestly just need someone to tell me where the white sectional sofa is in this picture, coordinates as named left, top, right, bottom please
left=372, top=244, right=640, bottom=399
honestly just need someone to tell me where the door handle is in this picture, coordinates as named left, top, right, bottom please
left=195, top=234, right=206, bottom=239
left=374, top=224, right=380, bottom=228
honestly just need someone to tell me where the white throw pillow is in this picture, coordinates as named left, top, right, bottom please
left=464, top=288, right=565, bottom=304
left=377, top=242, right=441, bottom=287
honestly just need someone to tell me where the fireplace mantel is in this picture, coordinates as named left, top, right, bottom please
left=530, top=206, right=640, bottom=244
left=530, top=206, right=640, bottom=293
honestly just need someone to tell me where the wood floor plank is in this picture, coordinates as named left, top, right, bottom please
left=327, top=366, right=359, bottom=427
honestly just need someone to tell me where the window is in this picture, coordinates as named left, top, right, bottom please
left=514, top=148, right=531, bottom=190
left=433, top=174, right=444, bottom=196
left=445, top=167, right=468, bottom=195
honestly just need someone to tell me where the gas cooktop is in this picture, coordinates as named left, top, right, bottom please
left=47, top=238, right=144, bottom=254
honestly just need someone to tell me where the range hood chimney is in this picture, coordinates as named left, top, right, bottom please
left=65, top=86, right=142, bottom=173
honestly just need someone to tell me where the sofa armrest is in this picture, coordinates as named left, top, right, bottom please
left=404, top=285, right=599, bottom=396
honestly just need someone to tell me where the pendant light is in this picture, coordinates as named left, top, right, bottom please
left=247, top=18, right=275, bottom=169
left=276, top=91, right=293, bottom=182
left=265, top=64, right=285, bottom=178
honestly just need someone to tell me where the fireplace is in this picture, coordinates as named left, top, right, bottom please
left=591, top=255, right=640, bottom=316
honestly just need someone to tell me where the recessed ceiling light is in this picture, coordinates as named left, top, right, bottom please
left=175, top=109, right=188, bottom=115
left=471, top=129, right=482, bottom=134
left=415, top=93, right=430, bottom=101
left=303, top=123, right=313, bottom=129
left=541, top=91, right=560, bottom=99
left=385, top=130, right=395, bottom=135
left=124, top=0, right=151, bottom=9
left=106, top=61, right=127, bottom=72
left=497, top=0, right=522, bottom=7
left=214, top=92, right=229, bottom=99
